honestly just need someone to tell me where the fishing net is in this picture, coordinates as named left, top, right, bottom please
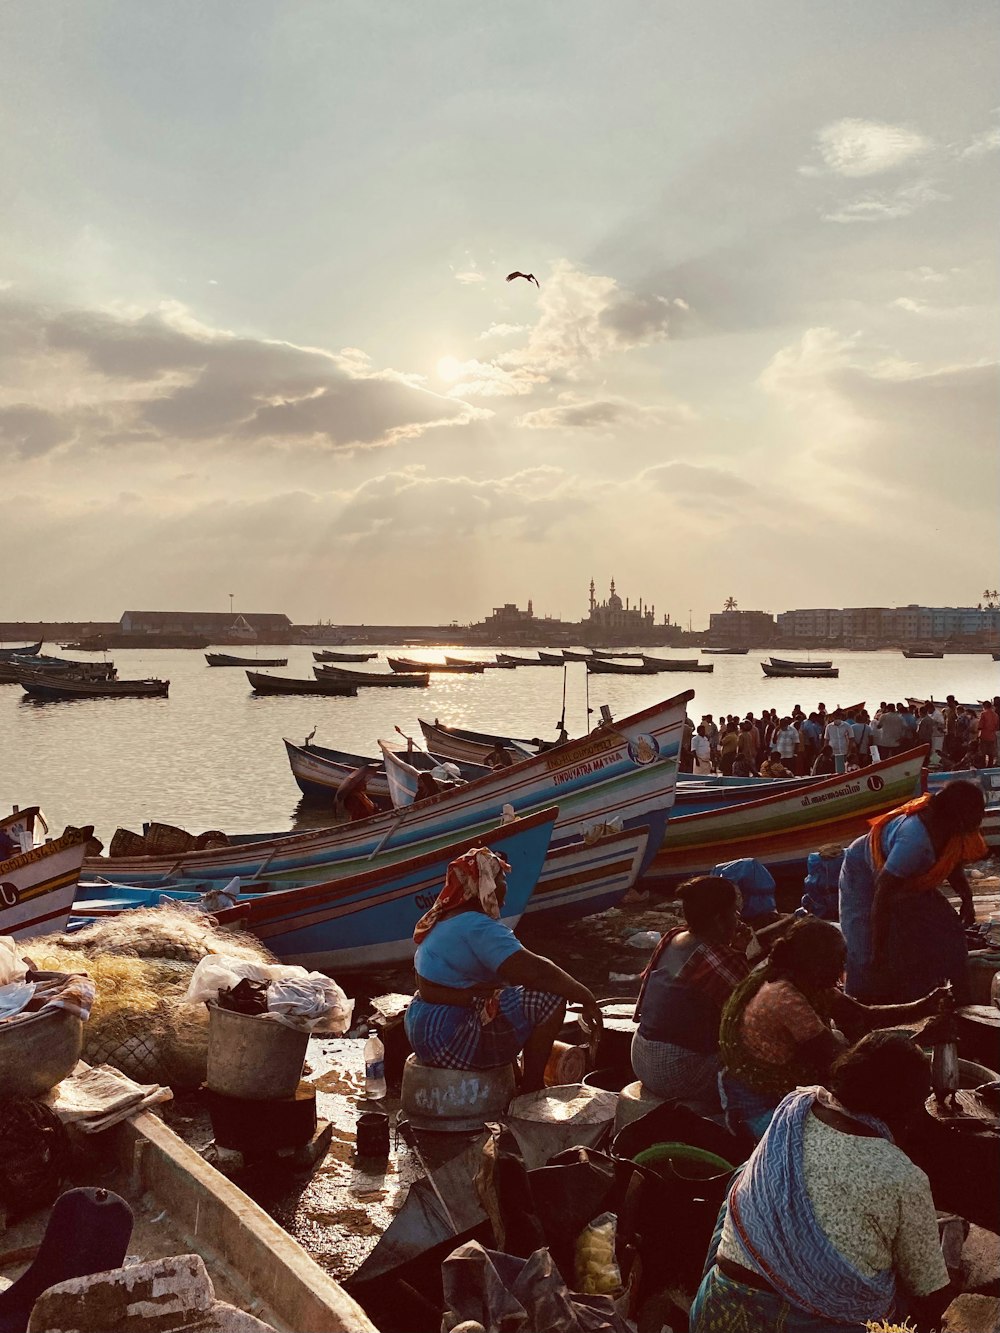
left=21, top=908, right=275, bottom=1087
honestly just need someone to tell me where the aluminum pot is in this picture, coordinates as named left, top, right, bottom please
left=0, top=1008, right=83, bottom=1098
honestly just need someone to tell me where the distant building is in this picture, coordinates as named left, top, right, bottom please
left=587, top=578, right=656, bottom=636
left=483, top=600, right=537, bottom=633
left=120, top=611, right=293, bottom=639
left=777, top=604, right=1000, bottom=645
left=708, top=609, right=776, bottom=645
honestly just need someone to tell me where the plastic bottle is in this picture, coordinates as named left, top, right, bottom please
left=364, top=1029, right=386, bottom=1099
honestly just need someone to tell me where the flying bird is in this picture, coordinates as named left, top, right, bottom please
left=506, top=271, right=539, bottom=287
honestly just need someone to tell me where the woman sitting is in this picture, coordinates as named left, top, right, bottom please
left=631, top=876, right=750, bottom=1119
left=691, top=1031, right=954, bottom=1333
left=839, top=780, right=987, bottom=1004
left=404, top=847, right=602, bottom=1091
left=718, top=917, right=945, bottom=1141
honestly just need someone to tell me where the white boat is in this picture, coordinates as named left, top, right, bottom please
left=1, top=810, right=93, bottom=938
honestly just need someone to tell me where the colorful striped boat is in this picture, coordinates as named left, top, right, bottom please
left=521, top=825, right=650, bottom=922
left=84, top=690, right=692, bottom=888
left=1, top=819, right=94, bottom=938
left=75, top=809, right=557, bottom=971
left=643, top=747, right=927, bottom=890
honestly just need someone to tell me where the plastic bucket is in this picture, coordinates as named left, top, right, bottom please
left=206, top=1002, right=308, bottom=1101
left=632, top=1142, right=734, bottom=1180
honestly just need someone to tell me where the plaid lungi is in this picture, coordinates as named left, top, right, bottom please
left=405, top=987, right=563, bottom=1071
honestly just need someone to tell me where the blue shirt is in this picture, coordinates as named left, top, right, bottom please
left=839, top=814, right=935, bottom=996
left=414, top=912, right=522, bottom=989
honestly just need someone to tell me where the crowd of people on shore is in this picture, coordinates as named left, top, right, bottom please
left=681, top=695, right=999, bottom=778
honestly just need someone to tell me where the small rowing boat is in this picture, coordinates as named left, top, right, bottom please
left=902, top=649, right=945, bottom=659
left=283, top=736, right=488, bottom=804
left=387, top=656, right=485, bottom=674
left=247, top=671, right=356, bottom=696
left=562, top=648, right=595, bottom=661
left=206, top=652, right=288, bottom=666
left=0, top=640, right=42, bottom=660
left=701, top=646, right=749, bottom=655
left=496, top=652, right=560, bottom=666
left=20, top=674, right=168, bottom=700
left=586, top=658, right=653, bottom=675
left=769, top=656, right=834, bottom=669
left=314, top=663, right=429, bottom=688
left=416, top=719, right=537, bottom=764
left=641, top=655, right=714, bottom=673
left=762, top=661, right=839, bottom=678
left=445, top=655, right=515, bottom=669
left=313, top=649, right=378, bottom=662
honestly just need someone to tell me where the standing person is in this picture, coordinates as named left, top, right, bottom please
left=679, top=715, right=695, bottom=773
left=839, top=780, right=987, bottom=1004
left=718, top=724, right=740, bottom=777
left=702, top=714, right=720, bottom=768
left=874, top=703, right=905, bottom=759
left=849, top=710, right=873, bottom=765
left=916, top=704, right=936, bottom=752
left=772, top=716, right=799, bottom=768
left=823, top=710, right=853, bottom=775
left=929, top=701, right=946, bottom=765
left=737, top=720, right=756, bottom=773
left=692, top=724, right=714, bottom=776
left=977, top=699, right=999, bottom=765
left=632, top=876, right=750, bottom=1118
left=405, top=847, right=602, bottom=1092
left=942, top=696, right=959, bottom=763
left=692, top=1031, right=955, bottom=1333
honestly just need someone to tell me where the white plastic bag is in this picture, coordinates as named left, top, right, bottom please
left=183, top=955, right=354, bottom=1034
left=0, top=937, right=27, bottom=987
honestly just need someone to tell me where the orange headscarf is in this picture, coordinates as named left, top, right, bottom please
left=413, top=847, right=511, bottom=944
left=868, top=793, right=988, bottom=891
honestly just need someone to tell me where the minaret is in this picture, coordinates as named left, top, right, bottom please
left=589, top=578, right=596, bottom=613
left=527, top=599, right=533, bottom=618
left=610, top=577, right=616, bottom=598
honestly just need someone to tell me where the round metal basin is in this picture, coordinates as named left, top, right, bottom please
left=0, top=1008, right=83, bottom=1098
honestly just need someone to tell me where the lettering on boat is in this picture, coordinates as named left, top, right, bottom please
left=801, top=782, right=862, bottom=808
left=553, top=754, right=617, bottom=787
left=414, top=891, right=438, bottom=911
left=866, top=774, right=885, bottom=792
left=0, top=882, right=19, bottom=908
left=544, top=735, right=616, bottom=772
left=0, top=833, right=75, bottom=872
left=627, top=734, right=660, bottom=765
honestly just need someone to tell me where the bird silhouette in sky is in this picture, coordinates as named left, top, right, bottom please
left=506, top=271, right=539, bottom=287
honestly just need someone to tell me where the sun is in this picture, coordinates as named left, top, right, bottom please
left=436, top=355, right=463, bottom=383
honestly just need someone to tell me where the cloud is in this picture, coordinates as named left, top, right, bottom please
left=805, top=119, right=931, bottom=177
left=0, top=296, right=486, bottom=458
left=476, top=323, right=527, bottom=341
left=961, top=115, right=1000, bottom=159
left=640, top=461, right=754, bottom=499
left=454, top=270, right=485, bottom=285
left=515, top=394, right=694, bottom=431
left=823, top=179, right=948, bottom=224
left=0, top=404, right=73, bottom=458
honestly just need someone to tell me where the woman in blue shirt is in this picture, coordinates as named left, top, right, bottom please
left=404, top=847, right=602, bottom=1091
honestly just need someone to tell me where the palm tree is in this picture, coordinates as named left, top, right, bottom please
left=983, top=589, right=999, bottom=610
left=723, top=596, right=738, bottom=612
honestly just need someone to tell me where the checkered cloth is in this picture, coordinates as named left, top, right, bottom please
left=405, top=986, right=562, bottom=1071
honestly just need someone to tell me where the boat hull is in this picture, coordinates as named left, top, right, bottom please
left=1, top=826, right=92, bottom=937
left=522, top=826, right=649, bottom=922
left=78, top=810, right=557, bottom=971
left=283, top=738, right=488, bottom=804
left=85, top=690, right=693, bottom=887
left=644, top=747, right=927, bottom=889
left=20, top=675, right=168, bottom=699
left=314, top=664, right=429, bottom=687
left=417, top=720, right=536, bottom=765
left=387, top=656, right=485, bottom=674
left=761, top=662, right=838, bottom=678
left=207, top=653, right=288, bottom=666
left=247, top=671, right=357, bottom=696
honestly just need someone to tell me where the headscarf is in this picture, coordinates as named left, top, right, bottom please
left=868, top=793, right=988, bottom=891
left=413, top=847, right=511, bottom=945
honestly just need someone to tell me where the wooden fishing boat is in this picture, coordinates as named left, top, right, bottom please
left=590, top=649, right=645, bottom=658
left=520, top=825, right=650, bottom=922
left=387, top=656, right=485, bottom=674
left=314, top=663, right=429, bottom=688
left=0, top=640, right=42, bottom=660
left=1, top=818, right=93, bottom=937
left=247, top=671, right=356, bottom=697
left=417, top=719, right=537, bottom=765
left=76, top=808, right=557, bottom=971
left=84, top=689, right=693, bottom=888
left=283, top=737, right=488, bottom=804
left=562, top=648, right=595, bottom=661
left=902, top=649, right=945, bottom=659
left=445, top=655, right=515, bottom=669
left=643, top=746, right=926, bottom=890
left=20, top=674, right=168, bottom=700
left=585, top=658, right=654, bottom=675
left=993, top=651, right=1000, bottom=662
left=0, top=655, right=116, bottom=684
left=701, top=647, right=749, bottom=655
left=769, top=656, right=834, bottom=669
left=495, top=652, right=558, bottom=666
left=761, top=662, right=839, bottom=678
left=313, top=649, right=378, bottom=662
left=538, top=651, right=566, bottom=665
left=641, top=656, right=714, bottom=673
left=206, top=652, right=288, bottom=666
left=0, top=1106, right=375, bottom=1332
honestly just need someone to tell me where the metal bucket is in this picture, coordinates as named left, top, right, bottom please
left=0, top=1009, right=83, bottom=1098
left=400, top=1055, right=514, bottom=1131
left=205, top=1003, right=308, bottom=1101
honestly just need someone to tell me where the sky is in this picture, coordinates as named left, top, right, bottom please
left=1, top=1, right=997, bottom=629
